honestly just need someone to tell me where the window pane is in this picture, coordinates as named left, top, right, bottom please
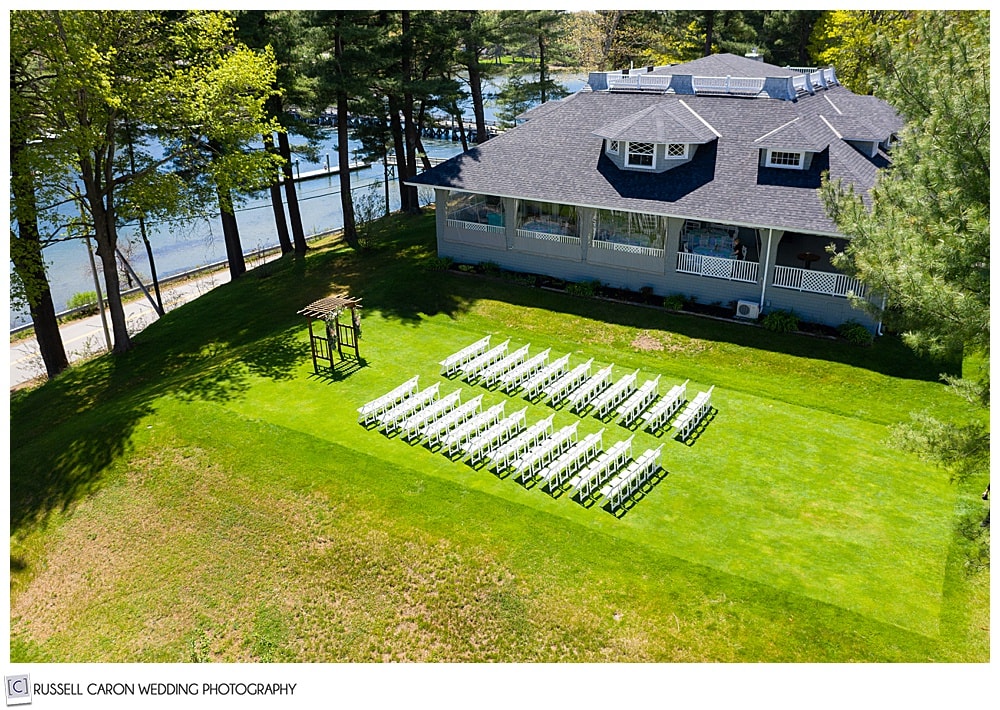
left=447, top=193, right=503, bottom=225
left=594, top=209, right=664, bottom=248
left=518, top=200, right=577, bottom=236
left=627, top=142, right=654, bottom=166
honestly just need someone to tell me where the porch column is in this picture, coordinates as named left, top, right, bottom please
left=759, top=228, right=782, bottom=308
left=435, top=189, right=449, bottom=253
left=578, top=207, right=595, bottom=262
left=664, top=217, right=683, bottom=278
left=502, top=197, right=517, bottom=250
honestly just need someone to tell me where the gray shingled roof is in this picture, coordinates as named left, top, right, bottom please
left=410, top=54, right=902, bottom=235
left=753, top=115, right=834, bottom=152
left=593, top=104, right=717, bottom=144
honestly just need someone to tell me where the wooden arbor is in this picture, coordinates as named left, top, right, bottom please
left=298, top=293, right=362, bottom=373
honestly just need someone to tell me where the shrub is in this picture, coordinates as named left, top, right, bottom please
left=838, top=319, right=875, bottom=346
left=566, top=280, right=600, bottom=297
left=478, top=261, right=501, bottom=276
left=428, top=256, right=454, bottom=271
left=354, top=182, right=391, bottom=251
left=761, top=309, right=799, bottom=333
left=457, top=264, right=475, bottom=273
left=663, top=293, right=686, bottom=311
left=66, top=291, right=98, bottom=315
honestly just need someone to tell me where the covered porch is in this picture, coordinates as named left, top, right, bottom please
left=772, top=232, right=865, bottom=298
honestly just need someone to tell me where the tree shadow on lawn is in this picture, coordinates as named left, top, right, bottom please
left=8, top=251, right=362, bottom=534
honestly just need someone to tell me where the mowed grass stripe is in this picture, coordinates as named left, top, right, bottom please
left=11, top=399, right=948, bottom=662
left=223, top=343, right=953, bottom=636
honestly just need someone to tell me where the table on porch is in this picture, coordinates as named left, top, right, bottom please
left=797, top=251, right=821, bottom=269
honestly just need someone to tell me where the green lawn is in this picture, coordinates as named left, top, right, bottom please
left=9, top=212, right=989, bottom=662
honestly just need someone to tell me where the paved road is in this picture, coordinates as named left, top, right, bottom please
left=9, top=256, right=275, bottom=389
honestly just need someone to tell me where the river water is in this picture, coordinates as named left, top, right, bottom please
left=10, top=73, right=588, bottom=329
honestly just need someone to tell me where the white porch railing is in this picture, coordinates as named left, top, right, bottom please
left=516, top=228, right=581, bottom=245
left=447, top=218, right=505, bottom=235
left=676, top=252, right=758, bottom=283
left=592, top=239, right=664, bottom=258
left=772, top=265, right=866, bottom=298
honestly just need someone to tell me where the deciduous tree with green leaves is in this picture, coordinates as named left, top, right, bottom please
left=11, top=10, right=280, bottom=353
left=822, top=11, right=989, bottom=497
left=808, top=10, right=913, bottom=93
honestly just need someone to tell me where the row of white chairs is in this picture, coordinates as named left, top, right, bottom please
left=439, top=336, right=491, bottom=376
left=591, top=369, right=639, bottom=419
left=479, top=344, right=530, bottom=388
left=490, top=415, right=554, bottom=471
left=357, top=375, right=420, bottom=425
left=422, top=395, right=484, bottom=446
left=540, top=429, right=605, bottom=493
left=400, top=389, right=462, bottom=441
left=544, top=359, right=594, bottom=404
left=616, top=376, right=661, bottom=427
left=459, top=339, right=510, bottom=381
left=500, top=348, right=551, bottom=391
left=600, top=445, right=664, bottom=510
left=522, top=354, right=570, bottom=399
left=512, top=423, right=579, bottom=482
left=673, top=386, right=715, bottom=441
left=380, top=383, right=440, bottom=434
left=570, top=436, right=634, bottom=500
left=641, top=379, right=689, bottom=432
left=463, top=407, right=528, bottom=465
left=567, top=365, right=615, bottom=412
left=443, top=402, right=506, bottom=455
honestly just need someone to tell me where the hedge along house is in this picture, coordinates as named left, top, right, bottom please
left=407, top=52, right=903, bottom=332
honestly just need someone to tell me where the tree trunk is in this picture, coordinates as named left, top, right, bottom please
left=217, top=186, right=246, bottom=280
left=387, top=94, right=411, bottom=213
left=601, top=11, right=624, bottom=69
left=456, top=112, right=469, bottom=152
left=538, top=32, right=547, bottom=104
left=211, top=139, right=246, bottom=279
left=466, top=54, right=488, bottom=143
left=703, top=10, right=715, bottom=57
left=92, top=212, right=131, bottom=354
left=336, top=95, right=359, bottom=249
left=263, top=131, right=293, bottom=254
left=277, top=130, right=308, bottom=253
left=400, top=11, right=421, bottom=214
left=82, top=154, right=132, bottom=354
left=334, top=19, right=359, bottom=250
left=10, top=150, right=68, bottom=379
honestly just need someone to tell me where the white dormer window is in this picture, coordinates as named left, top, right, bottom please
left=626, top=141, right=655, bottom=168
left=765, top=149, right=804, bottom=169
left=666, top=143, right=688, bottom=159
left=606, top=140, right=620, bottom=155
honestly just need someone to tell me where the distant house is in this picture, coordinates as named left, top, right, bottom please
left=408, top=53, right=902, bottom=331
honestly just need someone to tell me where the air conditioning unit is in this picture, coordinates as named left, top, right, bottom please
left=736, top=300, right=760, bottom=319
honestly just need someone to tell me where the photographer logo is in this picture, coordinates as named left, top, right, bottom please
left=5, top=675, right=31, bottom=706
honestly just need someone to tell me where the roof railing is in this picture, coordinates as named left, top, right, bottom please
left=607, top=74, right=673, bottom=92
left=691, top=75, right=766, bottom=96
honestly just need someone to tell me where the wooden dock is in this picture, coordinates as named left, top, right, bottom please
left=281, top=160, right=372, bottom=183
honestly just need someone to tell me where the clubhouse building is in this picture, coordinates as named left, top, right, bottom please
left=409, top=52, right=902, bottom=331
